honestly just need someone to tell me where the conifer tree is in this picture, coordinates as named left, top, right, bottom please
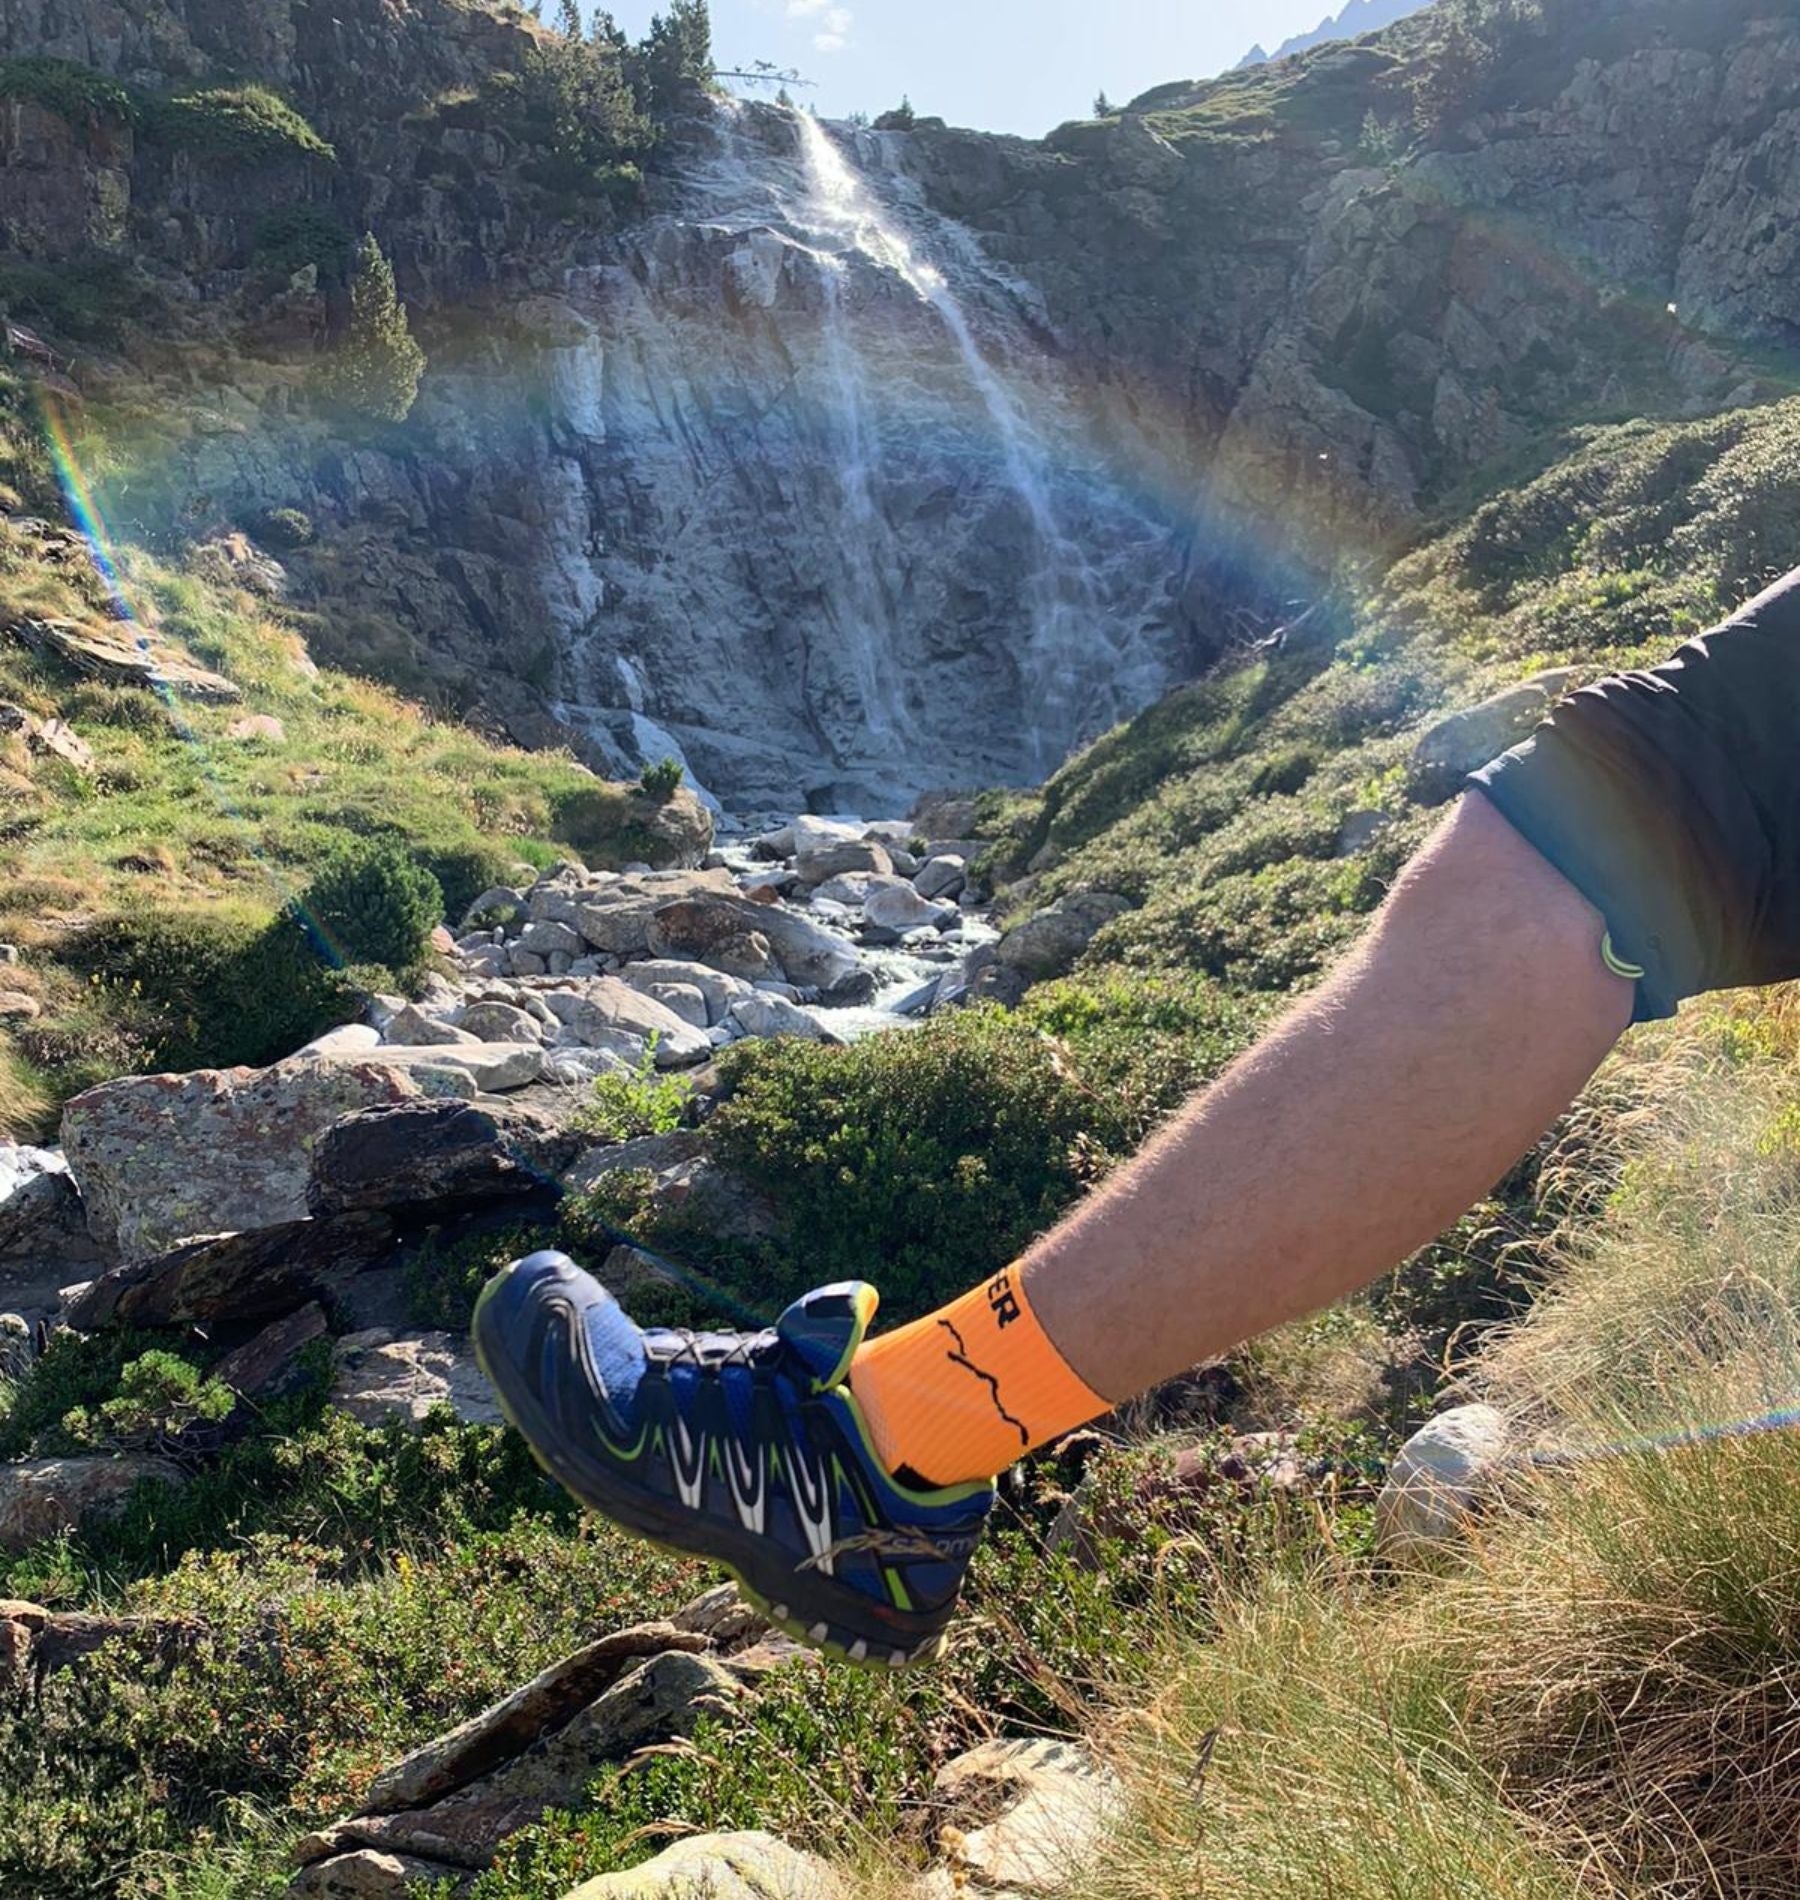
left=556, top=0, right=582, bottom=39
left=637, top=0, right=712, bottom=115
left=324, top=233, right=426, bottom=424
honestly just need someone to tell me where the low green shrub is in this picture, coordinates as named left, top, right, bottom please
left=61, top=1348, right=234, bottom=1461
left=638, top=756, right=684, bottom=802
left=411, top=836, right=525, bottom=922
left=0, top=255, right=141, bottom=341
left=301, top=838, right=443, bottom=972
left=68, top=905, right=354, bottom=1072
left=142, top=86, right=335, bottom=166
left=0, top=56, right=136, bottom=126
left=707, top=1010, right=1128, bottom=1322
left=256, top=506, right=316, bottom=550
left=574, top=1038, right=693, bottom=1143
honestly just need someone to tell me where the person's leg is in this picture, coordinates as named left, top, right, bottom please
left=476, top=793, right=1633, bottom=1660
left=849, top=792, right=1633, bottom=1487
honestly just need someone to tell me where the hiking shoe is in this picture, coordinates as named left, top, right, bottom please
left=472, top=1250, right=995, bottom=1666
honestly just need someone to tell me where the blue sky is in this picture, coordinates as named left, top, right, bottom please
left=595, top=1, right=1358, bottom=136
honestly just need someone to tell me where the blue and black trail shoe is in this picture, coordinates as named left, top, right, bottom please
left=472, top=1250, right=995, bottom=1667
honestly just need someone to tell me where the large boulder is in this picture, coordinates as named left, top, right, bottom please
left=566, top=1833, right=842, bottom=1900
left=1375, top=1403, right=1511, bottom=1560
left=308, top=1101, right=573, bottom=1219
left=863, top=883, right=954, bottom=935
left=564, top=870, right=739, bottom=956
left=61, top=1060, right=422, bottom=1262
left=994, top=892, right=1132, bottom=980
left=796, top=839, right=892, bottom=885
left=0, top=1456, right=186, bottom=1555
left=725, top=994, right=837, bottom=1043
left=65, top=1211, right=396, bottom=1331
left=0, top=1144, right=100, bottom=1312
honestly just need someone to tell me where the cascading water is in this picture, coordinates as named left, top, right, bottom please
left=541, top=101, right=1189, bottom=812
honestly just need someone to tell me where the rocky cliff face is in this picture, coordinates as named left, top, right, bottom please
left=4, top=0, right=1798, bottom=810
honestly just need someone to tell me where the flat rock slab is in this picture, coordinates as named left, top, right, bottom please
left=565, top=1832, right=842, bottom=1899
left=62, top=1060, right=422, bottom=1262
left=0, top=1455, right=185, bottom=1555
left=362, top=1622, right=707, bottom=1813
left=329, top=1330, right=503, bottom=1429
left=287, top=1850, right=460, bottom=1898
left=10, top=615, right=243, bottom=702
left=66, top=1212, right=395, bottom=1331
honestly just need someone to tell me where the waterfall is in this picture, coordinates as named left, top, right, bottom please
left=790, top=112, right=1100, bottom=777
left=540, top=100, right=1187, bottom=812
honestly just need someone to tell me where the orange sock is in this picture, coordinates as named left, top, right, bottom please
left=848, top=1267, right=1112, bottom=1488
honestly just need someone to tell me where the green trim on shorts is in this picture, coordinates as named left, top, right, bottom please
left=1600, top=932, right=1646, bottom=982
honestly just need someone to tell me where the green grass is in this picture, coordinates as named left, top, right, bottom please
left=0, top=56, right=136, bottom=126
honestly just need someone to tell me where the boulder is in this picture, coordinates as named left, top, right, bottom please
left=568, top=871, right=739, bottom=957
left=381, top=1004, right=481, bottom=1048
left=995, top=892, right=1133, bottom=980
left=298, top=1025, right=383, bottom=1058
left=65, top=1211, right=396, bottom=1331
left=539, top=981, right=711, bottom=1068
left=61, top=1060, right=421, bottom=1262
left=0, top=1145, right=98, bottom=1285
left=518, top=919, right=585, bottom=959
left=308, top=1101, right=570, bottom=1220
left=11, top=615, right=241, bottom=701
left=796, top=840, right=892, bottom=885
left=863, top=883, right=954, bottom=935
left=1376, top=1404, right=1511, bottom=1560
left=642, top=982, right=710, bottom=1030
left=725, top=995, right=836, bottom=1043
left=352, top=1044, right=547, bottom=1096
left=455, top=1002, right=543, bottom=1045
left=328, top=1330, right=504, bottom=1429
left=461, top=888, right=525, bottom=927
left=0, top=701, right=95, bottom=774
left=913, top=854, right=968, bottom=902
left=649, top=896, right=861, bottom=994
left=565, top=1833, right=842, bottom=1900
left=930, top=1739, right=1122, bottom=1895
left=1410, top=670, right=1581, bottom=788
left=615, top=960, right=753, bottom=1028
left=0, top=1455, right=186, bottom=1555
left=287, top=1852, right=454, bottom=1899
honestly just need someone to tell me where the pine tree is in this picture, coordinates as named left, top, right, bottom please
left=1093, top=90, right=1114, bottom=117
left=323, top=233, right=426, bottom=424
left=637, top=0, right=712, bottom=115
left=556, top=0, right=582, bottom=38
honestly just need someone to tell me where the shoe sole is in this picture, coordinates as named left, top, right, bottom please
left=471, top=1261, right=949, bottom=1672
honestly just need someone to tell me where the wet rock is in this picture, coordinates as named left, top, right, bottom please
left=863, top=883, right=954, bottom=935
left=328, top=1330, right=504, bottom=1429
left=0, top=1456, right=186, bottom=1555
left=565, top=1833, right=842, bottom=1899
left=1376, top=1403, right=1511, bottom=1560
left=62, top=1060, right=421, bottom=1261
left=725, top=994, right=836, bottom=1043
left=65, top=1212, right=396, bottom=1331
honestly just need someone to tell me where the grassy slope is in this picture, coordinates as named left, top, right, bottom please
left=0, top=362, right=688, bottom=1132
